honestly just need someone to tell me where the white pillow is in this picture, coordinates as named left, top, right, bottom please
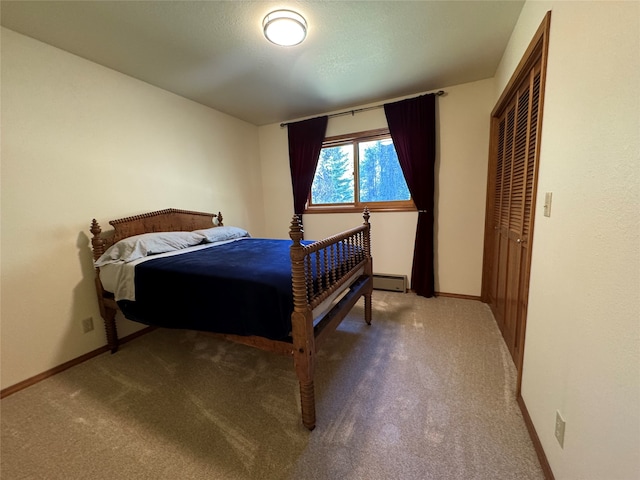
left=194, top=226, right=250, bottom=243
left=95, top=231, right=205, bottom=266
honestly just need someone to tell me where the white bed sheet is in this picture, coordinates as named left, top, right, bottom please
left=99, top=238, right=245, bottom=302
left=311, top=266, right=365, bottom=319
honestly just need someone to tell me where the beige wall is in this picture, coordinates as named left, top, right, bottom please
left=495, top=2, right=640, bottom=478
left=0, top=28, right=264, bottom=389
left=259, top=78, right=494, bottom=296
left=5, top=7, right=639, bottom=479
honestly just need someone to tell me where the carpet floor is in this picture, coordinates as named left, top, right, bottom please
left=1, top=291, right=544, bottom=479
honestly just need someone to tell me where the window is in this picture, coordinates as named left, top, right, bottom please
left=307, top=128, right=415, bottom=213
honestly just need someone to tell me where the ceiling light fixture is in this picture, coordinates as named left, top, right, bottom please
left=263, top=9, right=307, bottom=46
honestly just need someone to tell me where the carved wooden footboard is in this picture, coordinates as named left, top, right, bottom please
left=289, top=209, right=372, bottom=429
left=90, top=208, right=372, bottom=430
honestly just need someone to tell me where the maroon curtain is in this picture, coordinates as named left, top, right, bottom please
left=384, top=94, right=436, bottom=297
left=287, top=116, right=328, bottom=215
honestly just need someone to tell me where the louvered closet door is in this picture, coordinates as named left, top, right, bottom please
left=487, top=61, right=542, bottom=362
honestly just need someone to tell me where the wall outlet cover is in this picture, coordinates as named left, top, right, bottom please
left=82, top=317, right=94, bottom=333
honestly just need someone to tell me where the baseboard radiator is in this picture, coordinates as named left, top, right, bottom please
left=372, top=273, right=407, bottom=293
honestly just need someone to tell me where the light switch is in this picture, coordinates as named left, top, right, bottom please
left=543, top=192, right=552, bottom=217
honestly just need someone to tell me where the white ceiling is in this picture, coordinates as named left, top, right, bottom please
left=1, top=1, right=524, bottom=126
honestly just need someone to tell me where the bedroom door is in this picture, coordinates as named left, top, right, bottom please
left=482, top=13, right=550, bottom=392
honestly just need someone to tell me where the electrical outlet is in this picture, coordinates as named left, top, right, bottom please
left=555, top=410, right=566, bottom=448
left=81, top=317, right=94, bottom=333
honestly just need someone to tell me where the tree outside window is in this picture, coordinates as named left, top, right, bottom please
left=307, top=128, right=415, bottom=213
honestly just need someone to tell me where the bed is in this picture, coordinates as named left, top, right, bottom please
left=90, top=208, right=373, bottom=430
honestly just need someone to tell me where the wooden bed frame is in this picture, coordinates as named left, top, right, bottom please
left=90, top=208, right=373, bottom=430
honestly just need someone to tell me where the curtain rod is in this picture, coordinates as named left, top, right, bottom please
left=280, top=90, right=445, bottom=128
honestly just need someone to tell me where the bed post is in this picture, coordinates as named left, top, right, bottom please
left=363, top=208, right=373, bottom=326
left=90, top=219, right=119, bottom=353
left=289, top=215, right=317, bottom=430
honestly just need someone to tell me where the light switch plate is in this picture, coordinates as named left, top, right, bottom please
left=555, top=410, right=566, bottom=448
left=543, top=192, right=553, bottom=217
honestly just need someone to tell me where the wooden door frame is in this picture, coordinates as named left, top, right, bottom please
left=481, top=12, right=551, bottom=394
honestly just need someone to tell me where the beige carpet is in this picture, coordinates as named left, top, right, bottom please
left=1, top=291, right=544, bottom=479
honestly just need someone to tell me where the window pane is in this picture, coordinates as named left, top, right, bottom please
left=311, top=146, right=354, bottom=204
left=359, top=139, right=411, bottom=202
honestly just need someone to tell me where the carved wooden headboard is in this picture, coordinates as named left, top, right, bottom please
left=90, top=208, right=223, bottom=261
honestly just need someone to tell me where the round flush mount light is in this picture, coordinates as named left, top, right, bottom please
left=263, top=9, right=307, bottom=46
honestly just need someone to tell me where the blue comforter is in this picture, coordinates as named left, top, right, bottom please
left=118, top=239, right=308, bottom=340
